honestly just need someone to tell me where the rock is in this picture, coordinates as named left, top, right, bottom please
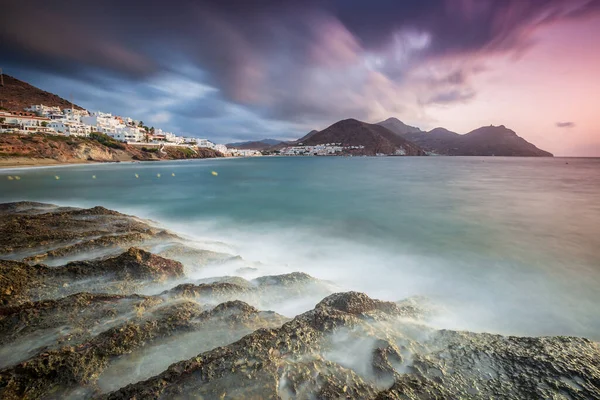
left=67, top=247, right=184, bottom=281
left=163, top=272, right=334, bottom=312
left=1, top=202, right=598, bottom=400
left=0, top=202, right=179, bottom=264
left=0, top=300, right=287, bottom=399
left=0, top=248, right=183, bottom=306
left=102, top=292, right=600, bottom=400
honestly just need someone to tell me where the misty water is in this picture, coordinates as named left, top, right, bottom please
left=1, top=156, right=599, bottom=340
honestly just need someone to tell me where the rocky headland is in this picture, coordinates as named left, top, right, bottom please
left=0, top=202, right=598, bottom=399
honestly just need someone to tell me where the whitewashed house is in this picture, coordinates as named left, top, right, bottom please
left=25, top=105, right=61, bottom=116
left=214, top=144, right=228, bottom=154
left=2, top=112, right=51, bottom=132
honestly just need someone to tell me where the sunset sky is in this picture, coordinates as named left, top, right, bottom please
left=2, top=0, right=599, bottom=155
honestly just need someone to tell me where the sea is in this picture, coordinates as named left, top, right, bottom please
left=1, top=156, right=599, bottom=340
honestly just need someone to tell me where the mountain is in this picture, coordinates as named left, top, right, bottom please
left=301, top=119, right=427, bottom=156
left=376, top=117, right=422, bottom=135
left=297, top=130, right=319, bottom=143
left=0, top=74, right=85, bottom=111
left=402, top=127, right=462, bottom=153
left=226, top=139, right=283, bottom=150
left=402, top=125, right=553, bottom=156
left=376, top=117, right=552, bottom=156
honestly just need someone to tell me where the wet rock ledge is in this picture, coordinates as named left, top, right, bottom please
left=0, top=202, right=599, bottom=399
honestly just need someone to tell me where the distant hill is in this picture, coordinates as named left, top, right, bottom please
left=376, top=117, right=422, bottom=135
left=301, top=119, right=427, bottom=156
left=226, top=138, right=283, bottom=150
left=0, top=74, right=85, bottom=112
left=403, top=125, right=553, bottom=156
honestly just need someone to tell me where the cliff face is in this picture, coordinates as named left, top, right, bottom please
left=0, top=133, right=223, bottom=164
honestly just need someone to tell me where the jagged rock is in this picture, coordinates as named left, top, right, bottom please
left=371, top=340, right=403, bottom=378
left=0, top=202, right=178, bottom=264
left=0, top=293, right=162, bottom=368
left=0, top=248, right=183, bottom=306
left=102, top=292, right=600, bottom=400
left=66, top=247, right=184, bottom=281
left=1, top=202, right=598, bottom=400
left=100, top=292, right=412, bottom=399
left=165, top=282, right=250, bottom=300
left=0, top=300, right=287, bottom=399
left=163, top=272, right=335, bottom=314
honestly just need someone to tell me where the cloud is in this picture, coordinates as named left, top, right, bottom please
left=426, top=89, right=476, bottom=105
left=1, top=0, right=599, bottom=141
left=556, top=121, right=575, bottom=128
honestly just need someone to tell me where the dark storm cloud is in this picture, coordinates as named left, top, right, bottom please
left=556, top=121, right=576, bottom=128
left=1, top=0, right=599, bottom=140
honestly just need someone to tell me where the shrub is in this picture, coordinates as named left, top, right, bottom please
left=89, top=132, right=125, bottom=150
left=180, top=147, right=195, bottom=158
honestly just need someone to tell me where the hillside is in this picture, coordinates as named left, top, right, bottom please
left=0, top=74, right=85, bottom=112
left=402, top=125, right=553, bottom=156
left=0, top=133, right=222, bottom=167
left=376, top=117, right=422, bottom=135
left=297, top=130, right=320, bottom=143
left=301, top=119, right=427, bottom=156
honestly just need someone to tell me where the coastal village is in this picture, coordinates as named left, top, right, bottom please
left=0, top=103, right=369, bottom=157
left=0, top=104, right=262, bottom=157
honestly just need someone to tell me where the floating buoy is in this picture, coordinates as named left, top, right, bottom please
left=55, top=176, right=60, bottom=180
left=7, top=176, right=14, bottom=180
left=171, top=173, right=175, bottom=177
left=92, top=175, right=96, bottom=179
left=14, top=176, right=20, bottom=180
left=157, top=173, right=161, bottom=178
left=211, top=171, right=218, bottom=176
left=135, top=174, right=139, bottom=178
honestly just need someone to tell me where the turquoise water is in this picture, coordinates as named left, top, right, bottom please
left=1, top=157, right=599, bottom=339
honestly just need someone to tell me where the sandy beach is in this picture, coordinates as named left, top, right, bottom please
left=0, top=157, right=100, bottom=169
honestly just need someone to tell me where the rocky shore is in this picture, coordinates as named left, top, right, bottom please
left=0, top=133, right=223, bottom=169
left=0, top=202, right=599, bottom=399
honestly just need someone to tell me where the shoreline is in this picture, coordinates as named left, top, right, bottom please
left=1, top=154, right=593, bottom=171
left=0, top=157, right=102, bottom=170
left=0, top=156, right=232, bottom=170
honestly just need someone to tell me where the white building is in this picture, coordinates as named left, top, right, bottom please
left=82, top=111, right=127, bottom=138
left=233, top=149, right=262, bottom=157
left=196, top=139, right=215, bottom=149
left=214, top=144, right=228, bottom=154
left=1, top=111, right=52, bottom=132
left=63, top=108, right=89, bottom=117
left=47, top=121, right=91, bottom=136
left=25, top=105, right=61, bottom=116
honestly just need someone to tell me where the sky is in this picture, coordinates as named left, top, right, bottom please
left=1, top=0, right=599, bottom=155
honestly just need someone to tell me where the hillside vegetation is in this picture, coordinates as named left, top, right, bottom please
left=0, top=133, right=222, bottom=166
